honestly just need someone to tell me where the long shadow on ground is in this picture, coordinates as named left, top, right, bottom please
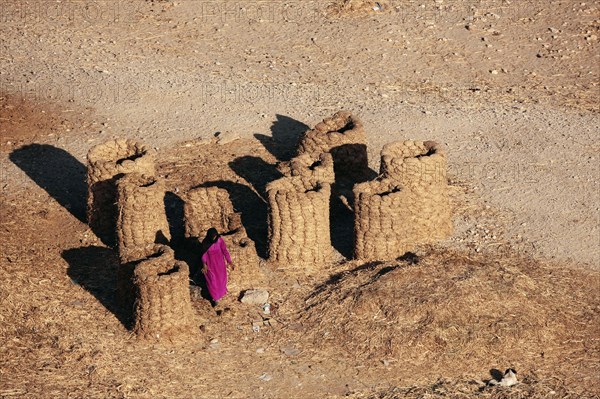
left=196, top=180, right=269, bottom=259
left=10, top=144, right=87, bottom=223
left=62, top=245, right=131, bottom=328
left=228, top=155, right=283, bottom=198
left=254, top=114, right=309, bottom=161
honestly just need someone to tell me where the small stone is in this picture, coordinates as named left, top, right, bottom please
left=280, top=345, right=300, bottom=356
left=490, top=70, right=499, bottom=75
left=259, top=373, right=272, bottom=381
left=256, top=347, right=265, bottom=354
left=382, top=359, right=390, bottom=366
left=216, top=131, right=240, bottom=145
left=240, top=289, right=269, bottom=305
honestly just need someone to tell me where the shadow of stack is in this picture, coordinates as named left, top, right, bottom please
left=62, top=246, right=131, bottom=328
left=10, top=144, right=87, bottom=222
left=254, top=114, right=309, bottom=162
left=163, top=191, right=205, bottom=281
left=228, top=156, right=283, bottom=199
left=197, top=180, right=269, bottom=259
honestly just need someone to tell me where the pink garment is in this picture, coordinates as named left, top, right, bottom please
left=202, top=237, right=232, bottom=302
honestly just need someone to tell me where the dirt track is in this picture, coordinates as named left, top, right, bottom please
left=1, top=1, right=599, bottom=398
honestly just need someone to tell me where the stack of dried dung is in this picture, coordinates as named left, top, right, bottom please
left=353, top=140, right=452, bottom=261
left=87, top=139, right=155, bottom=243
left=353, top=178, right=412, bottom=261
left=380, top=140, right=452, bottom=241
left=223, top=212, right=265, bottom=294
left=132, top=245, right=199, bottom=341
left=266, top=176, right=332, bottom=270
left=115, top=173, right=170, bottom=264
left=183, top=187, right=263, bottom=293
left=277, top=152, right=335, bottom=186
left=183, top=186, right=233, bottom=240
left=298, top=111, right=369, bottom=182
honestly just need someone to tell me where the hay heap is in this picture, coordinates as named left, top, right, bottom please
left=116, top=173, right=170, bottom=264
left=87, top=139, right=155, bottom=243
left=266, top=176, right=332, bottom=270
left=132, top=245, right=198, bottom=341
left=354, top=140, right=452, bottom=261
left=298, top=111, right=369, bottom=182
left=183, top=186, right=262, bottom=293
left=298, top=250, right=600, bottom=375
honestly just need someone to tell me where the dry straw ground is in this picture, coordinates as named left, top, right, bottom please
left=1, top=135, right=598, bottom=398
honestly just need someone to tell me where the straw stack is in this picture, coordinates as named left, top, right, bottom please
left=267, top=176, right=332, bottom=270
left=115, top=173, right=170, bottom=264
left=298, top=111, right=369, bottom=182
left=132, top=245, right=198, bottom=341
left=87, top=139, right=155, bottom=243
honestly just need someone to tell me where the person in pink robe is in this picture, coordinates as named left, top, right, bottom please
left=201, top=228, right=234, bottom=304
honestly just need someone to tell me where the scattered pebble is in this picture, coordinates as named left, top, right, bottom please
left=280, top=345, right=300, bottom=356
left=215, top=131, right=240, bottom=145
left=241, top=289, right=269, bottom=305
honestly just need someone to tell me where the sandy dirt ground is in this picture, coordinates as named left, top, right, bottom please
left=1, top=1, right=599, bottom=398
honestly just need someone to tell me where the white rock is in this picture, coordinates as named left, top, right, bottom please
left=241, top=289, right=269, bottom=305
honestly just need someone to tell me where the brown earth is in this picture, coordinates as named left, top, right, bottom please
left=1, top=1, right=599, bottom=398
